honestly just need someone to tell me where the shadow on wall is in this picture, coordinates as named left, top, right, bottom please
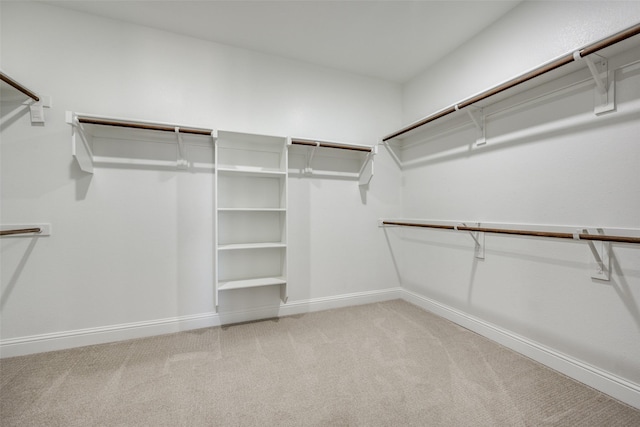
left=610, top=251, right=640, bottom=332
left=382, top=228, right=402, bottom=286
left=1, top=100, right=31, bottom=132
left=0, top=237, right=39, bottom=310
left=70, top=159, right=93, bottom=200
left=288, top=147, right=373, bottom=205
left=68, top=137, right=216, bottom=200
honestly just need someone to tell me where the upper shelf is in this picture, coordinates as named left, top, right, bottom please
left=216, top=166, right=287, bottom=177
left=66, top=111, right=216, bottom=173
left=288, top=137, right=377, bottom=186
left=383, top=23, right=640, bottom=143
left=216, top=130, right=288, bottom=173
left=290, top=137, right=374, bottom=153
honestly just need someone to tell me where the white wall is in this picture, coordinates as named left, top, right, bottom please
left=0, top=2, right=403, bottom=354
left=392, top=0, right=640, bottom=406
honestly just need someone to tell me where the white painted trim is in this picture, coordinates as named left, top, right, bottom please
left=0, top=287, right=402, bottom=358
left=401, top=288, right=640, bottom=410
left=2, top=285, right=638, bottom=409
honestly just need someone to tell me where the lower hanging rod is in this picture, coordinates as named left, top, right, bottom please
left=291, top=138, right=373, bottom=153
left=0, top=227, right=42, bottom=237
left=77, top=116, right=213, bottom=136
left=382, top=221, right=640, bottom=245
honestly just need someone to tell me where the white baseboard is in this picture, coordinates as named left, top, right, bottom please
left=3, top=285, right=637, bottom=410
left=0, top=287, right=402, bottom=359
left=401, top=288, right=640, bottom=410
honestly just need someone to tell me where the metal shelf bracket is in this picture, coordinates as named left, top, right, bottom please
left=577, top=228, right=611, bottom=280
left=456, top=222, right=485, bottom=259
left=466, top=106, right=486, bottom=146
left=304, top=141, right=320, bottom=174
left=358, top=146, right=377, bottom=186
left=66, top=111, right=95, bottom=173
left=174, top=127, right=188, bottom=169
left=577, top=52, right=616, bottom=115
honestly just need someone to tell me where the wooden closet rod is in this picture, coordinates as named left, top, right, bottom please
left=382, top=221, right=640, bottom=245
left=0, top=227, right=42, bottom=237
left=291, top=138, right=373, bottom=153
left=383, top=23, right=640, bottom=142
left=77, top=116, right=213, bottom=136
left=0, top=71, right=40, bottom=102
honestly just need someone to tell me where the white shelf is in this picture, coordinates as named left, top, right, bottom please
left=217, top=166, right=286, bottom=176
left=218, top=277, right=287, bottom=291
left=65, top=111, right=215, bottom=173
left=218, top=242, right=286, bottom=251
left=217, top=207, right=286, bottom=212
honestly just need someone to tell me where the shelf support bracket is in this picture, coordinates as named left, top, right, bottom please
left=304, top=141, right=320, bottom=174
left=577, top=228, right=610, bottom=281
left=358, top=145, right=377, bottom=186
left=175, top=127, right=188, bottom=169
left=456, top=223, right=485, bottom=259
left=466, top=107, right=486, bottom=146
left=66, top=111, right=94, bottom=173
left=576, top=52, right=615, bottom=115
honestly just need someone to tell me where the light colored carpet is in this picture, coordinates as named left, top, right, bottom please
left=1, top=299, right=639, bottom=426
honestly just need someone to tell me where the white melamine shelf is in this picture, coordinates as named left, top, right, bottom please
left=217, top=166, right=286, bottom=177
left=218, top=277, right=287, bottom=291
left=217, top=208, right=286, bottom=212
left=218, top=242, right=286, bottom=251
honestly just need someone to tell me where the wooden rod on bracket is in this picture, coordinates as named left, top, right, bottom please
left=291, top=138, right=373, bottom=153
left=382, top=22, right=640, bottom=142
left=382, top=221, right=640, bottom=245
left=0, top=71, right=40, bottom=102
left=77, top=117, right=213, bottom=136
left=0, top=228, right=42, bottom=237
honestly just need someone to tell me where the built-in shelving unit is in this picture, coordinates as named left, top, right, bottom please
left=214, top=131, right=288, bottom=308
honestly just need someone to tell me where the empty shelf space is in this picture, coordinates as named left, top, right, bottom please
left=218, top=277, right=287, bottom=291
left=218, top=242, right=286, bottom=251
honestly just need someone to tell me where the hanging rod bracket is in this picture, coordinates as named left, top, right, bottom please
left=456, top=223, right=485, bottom=259
left=175, top=127, right=188, bottom=169
left=23, top=95, right=52, bottom=124
left=466, top=107, right=486, bottom=146
left=579, top=228, right=611, bottom=281
left=578, top=53, right=615, bottom=115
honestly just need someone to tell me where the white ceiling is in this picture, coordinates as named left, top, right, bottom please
left=42, top=0, right=521, bottom=83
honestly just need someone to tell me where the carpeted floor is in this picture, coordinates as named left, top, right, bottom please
left=1, top=299, right=639, bottom=426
